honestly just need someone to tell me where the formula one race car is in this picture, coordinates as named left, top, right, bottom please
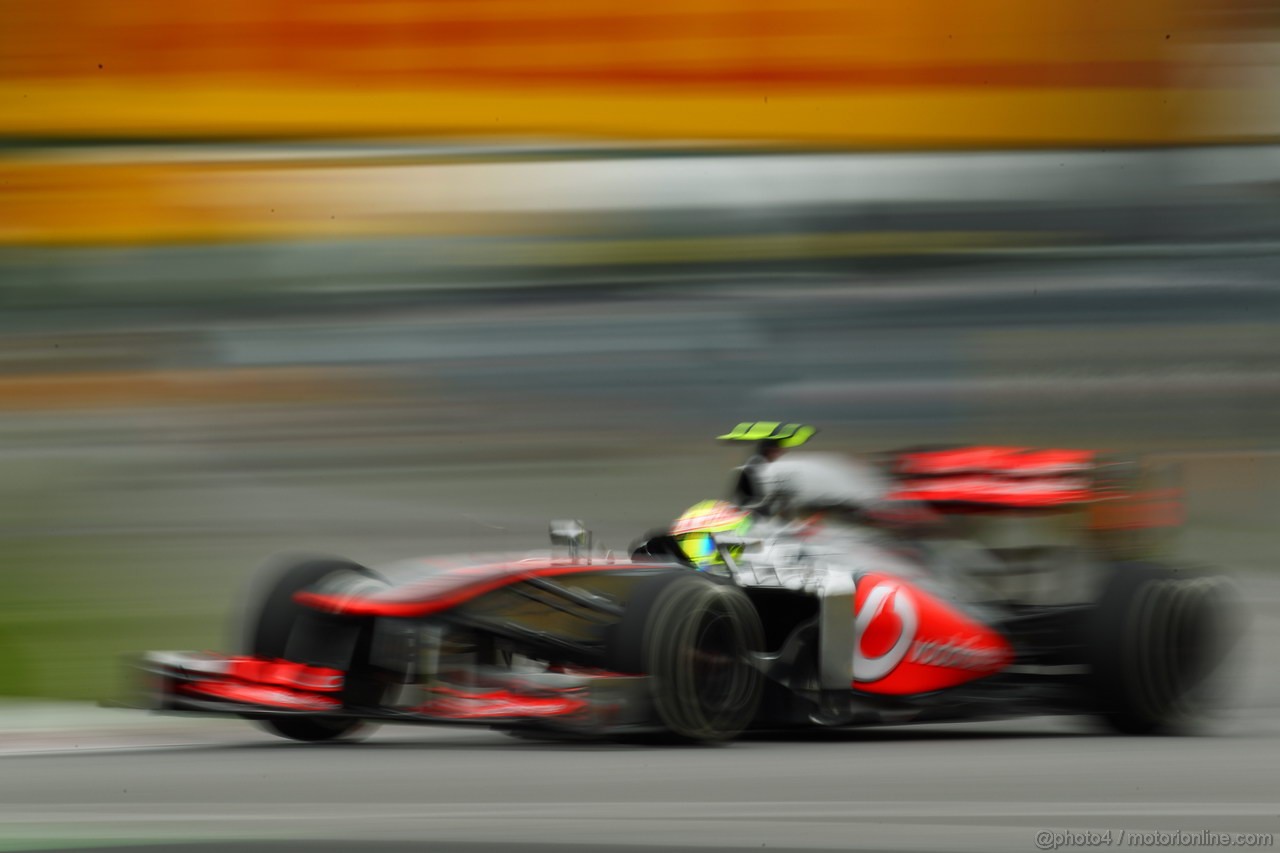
left=137, top=437, right=1241, bottom=744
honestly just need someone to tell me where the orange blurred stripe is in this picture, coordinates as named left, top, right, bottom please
left=0, top=84, right=1188, bottom=150
left=0, top=0, right=1205, bottom=147
left=0, top=368, right=379, bottom=410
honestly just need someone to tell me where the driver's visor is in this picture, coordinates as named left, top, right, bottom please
left=676, top=532, right=716, bottom=564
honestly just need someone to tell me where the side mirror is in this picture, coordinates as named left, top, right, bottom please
left=550, top=519, right=590, bottom=561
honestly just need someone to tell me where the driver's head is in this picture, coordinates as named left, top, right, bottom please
left=758, top=439, right=785, bottom=462
left=671, top=500, right=753, bottom=569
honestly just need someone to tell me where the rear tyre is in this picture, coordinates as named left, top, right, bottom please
left=1089, top=562, right=1240, bottom=734
left=241, top=556, right=390, bottom=743
left=609, top=573, right=764, bottom=742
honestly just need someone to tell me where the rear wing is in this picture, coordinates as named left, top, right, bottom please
left=886, top=445, right=1181, bottom=530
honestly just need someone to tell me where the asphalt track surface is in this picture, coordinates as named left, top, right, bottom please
left=2, top=572, right=1277, bottom=853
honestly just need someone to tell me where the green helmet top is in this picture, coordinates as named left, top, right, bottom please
left=670, top=499, right=753, bottom=569
left=717, top=422, right=816, bottom=449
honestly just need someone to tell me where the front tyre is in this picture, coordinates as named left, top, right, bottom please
left=240, top=556, right=390, bottom=743
left=611, top=574, right=764, bottom=742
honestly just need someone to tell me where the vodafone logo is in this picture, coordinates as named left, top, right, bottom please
left=853, top=582, right=918, bottom=683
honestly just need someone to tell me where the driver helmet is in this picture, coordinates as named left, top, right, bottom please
left=670, top=499, right=753, bottom=569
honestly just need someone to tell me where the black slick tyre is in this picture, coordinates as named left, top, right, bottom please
left=241, top=556, right=390, bottom=743
left=610, top=573, right=764, bottom=742
left=1089, top=562, right=1240, bottom=734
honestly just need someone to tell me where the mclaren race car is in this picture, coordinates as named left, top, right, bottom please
left=137, top=430, right=1241, bottom=743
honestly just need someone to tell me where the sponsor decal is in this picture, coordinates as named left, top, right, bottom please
left=670, top=501, right=749, bottom=535
left=853, top=576, right=1012, bottom=690
left=853, top=582, right=918, bottom=682
left=909, top=636, right=1010, bottom=671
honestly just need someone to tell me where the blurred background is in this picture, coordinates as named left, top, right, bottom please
left=1, top=0, right=1279, bottom=701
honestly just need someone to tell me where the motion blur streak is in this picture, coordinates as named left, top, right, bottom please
left=0, top=3, right=1277, bottom=853
left=0, top=0, right=1223, bottom=143
left=0, top=0, right=1277, bottom=741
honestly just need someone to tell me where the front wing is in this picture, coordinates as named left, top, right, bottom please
left=138, top=651, right=656, bottom=733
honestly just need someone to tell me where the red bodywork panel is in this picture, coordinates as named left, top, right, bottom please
left=223, top=657, right=344, bottom=692
left=415, top=686, right=587, bottom=720
left=165, top=652, right=598, bottom=719
left=890, top=445, right=1183, bottom=525
left=897, top=446, right=1094, bottom=476
left=890, top=445, right=1099, bottom=507
left=852, top=572, right=1013, bottom=695
left=295, top=558, right=651, bottom=618
left=175, top=657, right=345, bottom=711
left=890, top=474, right=1095, bottom=506
left=181, top=680, right=342, bottom=711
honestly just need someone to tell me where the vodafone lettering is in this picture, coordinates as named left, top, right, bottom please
left=853, top=577, right=1012, bottom=690
left=909, top=636, right=1009, bottom=671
